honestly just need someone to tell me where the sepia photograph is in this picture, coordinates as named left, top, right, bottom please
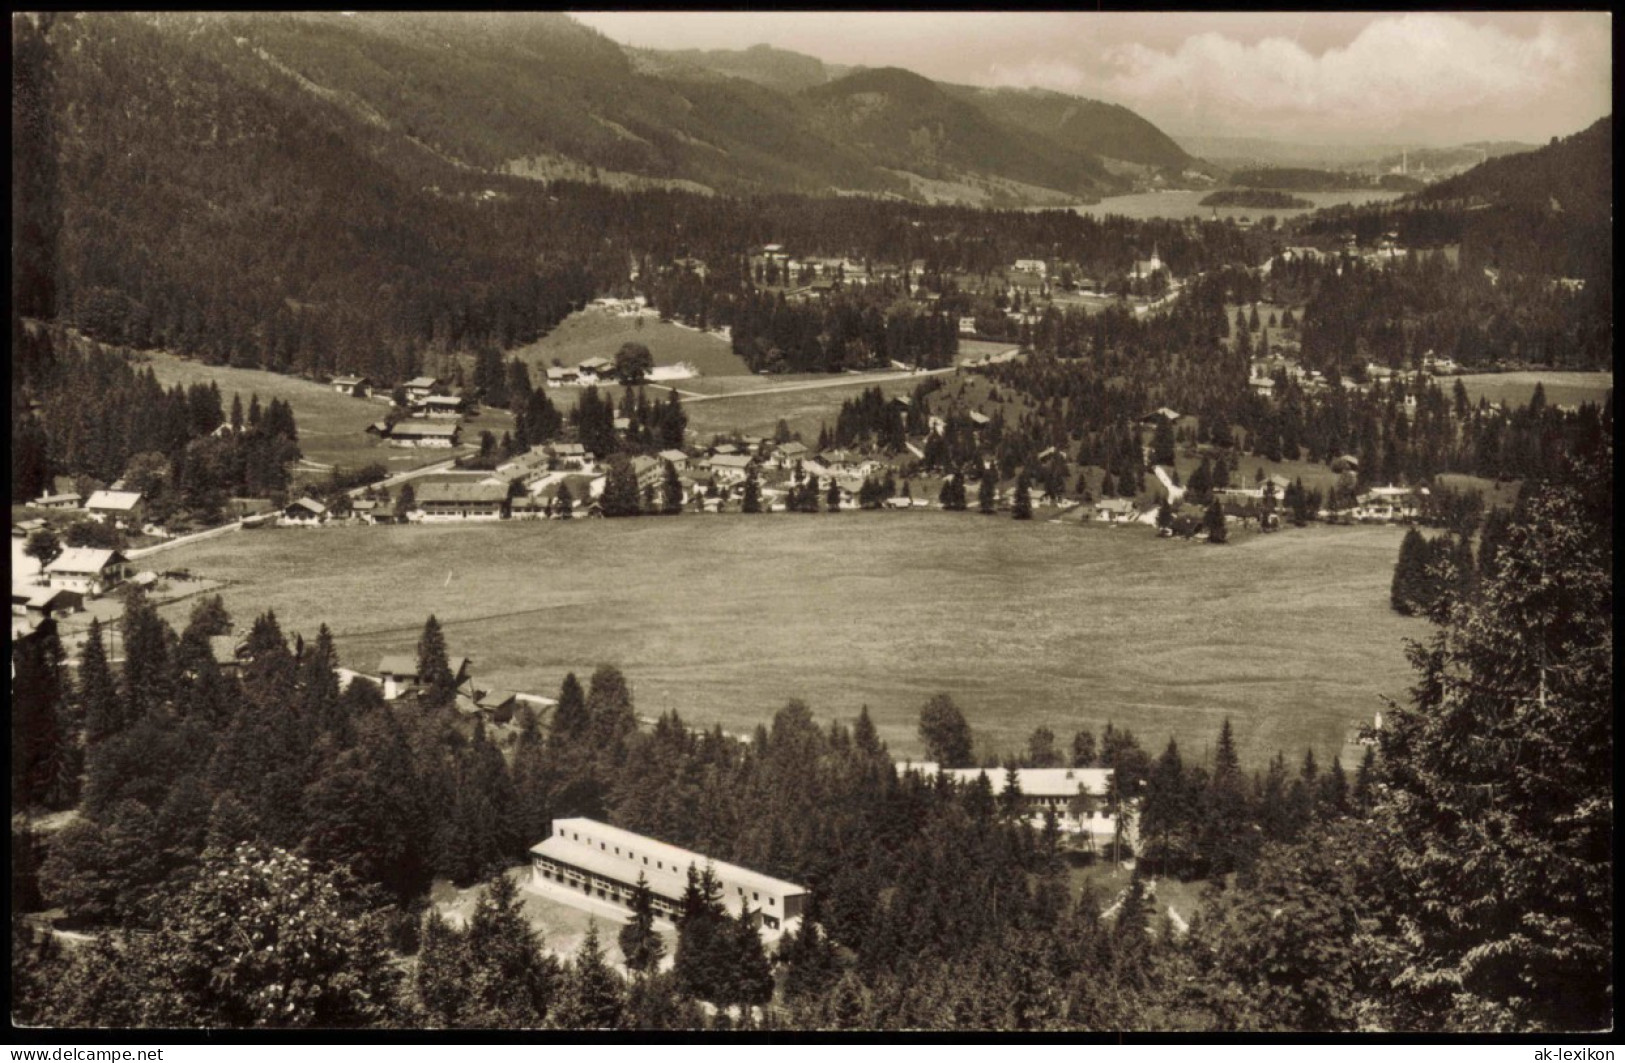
left=9, top=10, right=1613, bottom=1040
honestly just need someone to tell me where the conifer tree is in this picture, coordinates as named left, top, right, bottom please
left=12, top=621, right=74, bottom=810
left=619, top=873, right=666, bottom=975
left=1011, top=471, right=1033, bottom=519
left=79, top=617, right=124, bottom=745
left=601, top=456, right=641, bottom=517
left=1365, top=458, right=1612, bottom=1032
left=120, top=592, right=173, bottom=722
left=555, top=922, right=625, bottom=1029
left=1204, top=499, right=1229, bottom=543
left=661, top=461, right=683, bottom=516
left=741, top=465, right=761, bottom=513
left=978, top=464, right=997, bottom=514
left=551, top=673, right=590, bottom=747
left=416, top=615, right=457, bottom=707
left=918, top=693, right=974, bottom=768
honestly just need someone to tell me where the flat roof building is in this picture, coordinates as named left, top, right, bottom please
left=530, top=817, right=809, bottom=933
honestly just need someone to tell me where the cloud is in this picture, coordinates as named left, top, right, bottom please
left=988, top=13, right=1611, bottom=144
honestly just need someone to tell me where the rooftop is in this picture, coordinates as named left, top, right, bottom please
left=86, top=490, right=142, bottom=511
left=45, top=547, right=127, bottom=574
left=533, top=818, right=807, bottom=906
left=940, top=766, right=1113, bottom=797
left=391, top=422, right=460, bottom=437
left=415, top=482, right=508, bottom=505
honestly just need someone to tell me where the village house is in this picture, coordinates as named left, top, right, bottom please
left=630, top=455, right=663, bottom=493
left=545, top=366, right=580, bottom=389
left=413, top=481, right=508, bottom=521
left=771, top=441, right=808, bottom=469
left=1012, top=258, right=1047, bottom=276
left=376, top=653, right=473, bottom=702
left=705, top=453, right=755, bottom=486
left=472, top=687, right=519, bottom=725
left=348, top=498, right=384, bottom=525
left=496, top=447, right=555, bottom=480
left=85, top=490, right=145, bottom=527
left=208, top=634, right=246, bottom=678
left=281, top=497, right=328, bottom=527
left=548, top=442, right=593, bottom=470
left=414, top=394, right=466, bottom=420
left=920, top=766, right=1127, bottom=854
left=404, top=376, right=440, bottom=401
left=332, top=374, right=372, bottom=397
left=576, top=356, right=615, bottom=382
left=1352, top=485, right=1424, bottom=523
left=1093, top=498, right=1138, bottom=524
left=507, top=494, right=548, bottom=521
left=657, top=449, right=689, bottom=473
left=385, top=422, right=461, bottom=448
left=531, top=818, right=809, bottom=935
left=12, top=585, right=84, bottom=625
left=44, top=547, right=130, bottom=598
left=32, top=490, right=82, bottom=510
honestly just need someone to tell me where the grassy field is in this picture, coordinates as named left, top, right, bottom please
left=509, top=308, right=748, bottom=377
left=681, top=377, right=924, bottom=443
left=156, top=512, right=1420, bottom=771
left=1453, top=371, right=1612, bottom=410
left=136, top=351, right=428, bottom=474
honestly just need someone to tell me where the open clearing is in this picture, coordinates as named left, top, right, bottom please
left=432, top=866, right=676, bottom=973
left=136, top=351, right=423, bottom=474
left=1453, top=371, right=1612, bottom=410
left=157, top=513, right=1420, bottom=770
left=508, top=308, right=748, bottom=377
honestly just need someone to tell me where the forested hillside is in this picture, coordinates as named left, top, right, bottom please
left=802, top=67, right=1117, bottom=198
left=944, top=85, right=1194, bottom=171
left=1304, top=116, right=1612, bottom=285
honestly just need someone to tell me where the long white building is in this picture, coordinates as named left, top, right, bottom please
left=897, top=763, right=1129, bottom=853
left=530, top=818, right=809, bottom=933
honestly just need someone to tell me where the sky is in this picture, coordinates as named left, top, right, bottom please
left=570, top=11, right=1612, bottom=147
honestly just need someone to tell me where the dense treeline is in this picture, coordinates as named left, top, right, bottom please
left=1229, top=168, right=1372, bottom=192
left=729, top=291, right=959, bottom=373
left=1265, top=252, right=1610, bottom=373
left=11, top=324, right=300, bottom=517
left=14, top=436, right=1609, bottom=1029
left=1199, top=189, right=1313, bottom=209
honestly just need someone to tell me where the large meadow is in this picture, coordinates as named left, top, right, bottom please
left=157, top=513, right=1422, bottom=770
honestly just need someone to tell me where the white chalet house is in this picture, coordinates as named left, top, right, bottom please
left=44, top=548, right=130, bottom=598
left=282, top=497, right=328, bottom=526
left=85, top=490, right=144, bottom=526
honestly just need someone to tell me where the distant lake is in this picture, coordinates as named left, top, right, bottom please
left=1047, top=188, right=1408, bottom=222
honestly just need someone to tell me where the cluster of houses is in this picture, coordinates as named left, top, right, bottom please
left=752, top=241, right=1180, bottom=320
left=28, top=479, right=148, bottom=529
left=331, top=651, right=558, bottom=728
